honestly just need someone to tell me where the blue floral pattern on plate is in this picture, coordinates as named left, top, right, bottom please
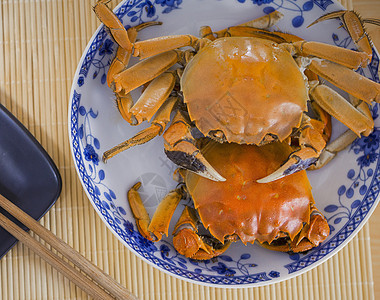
left=69, top=0, right=380, bottom=287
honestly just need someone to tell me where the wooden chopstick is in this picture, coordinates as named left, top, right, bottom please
left=0, top=194, right=138, bottom=300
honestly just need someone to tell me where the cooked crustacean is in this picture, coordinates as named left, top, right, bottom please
left=94, top=1, right=380, bottom=183
left=127, top=140, right=330, bottom=260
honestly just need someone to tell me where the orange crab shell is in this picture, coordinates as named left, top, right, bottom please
left=181, top=37, right=308, bottom=145
left=182, top=141, right=314, bottom=245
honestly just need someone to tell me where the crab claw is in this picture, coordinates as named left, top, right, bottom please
left=164, top=141, right=226, bottom=182
left=173, top=206, right=231, bottom=260
left=256, top=148, right=318, bottom=183
left=163, top=112, right=226, bottom=182
left=257, top=116, right=326, bottom=183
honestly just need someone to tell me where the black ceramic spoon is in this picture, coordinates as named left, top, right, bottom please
left=0, top=103, right=61, bottom=259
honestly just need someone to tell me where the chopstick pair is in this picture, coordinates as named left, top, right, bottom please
left=0, top=194, right=137, bottom=300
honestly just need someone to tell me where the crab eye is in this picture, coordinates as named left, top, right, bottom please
left=208, top=130, right=227, bottom=142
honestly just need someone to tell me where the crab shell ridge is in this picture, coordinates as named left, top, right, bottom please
left=181, top=37, right=308, bottom=144
left=183, top=141, right=314, bottom=245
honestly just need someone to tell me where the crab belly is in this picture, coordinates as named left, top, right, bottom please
left=181, top=37, right=308, bottom=144
left=184, top=141, right=313, bottom=245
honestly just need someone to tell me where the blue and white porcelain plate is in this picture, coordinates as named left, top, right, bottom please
left=69, top=0, right=380, bottom=287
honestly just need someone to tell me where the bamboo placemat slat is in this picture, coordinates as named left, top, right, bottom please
left=0, top=0, right=376, bottom=299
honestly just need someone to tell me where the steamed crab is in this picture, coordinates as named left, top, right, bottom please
left=94, top=1, right=380, bottom=183
left=128, top=140, right=330, bottom=259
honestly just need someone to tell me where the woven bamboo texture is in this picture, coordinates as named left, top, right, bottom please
left=0, top=0, right=377, bottom=299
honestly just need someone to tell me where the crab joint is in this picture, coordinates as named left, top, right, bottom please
left=103, top=96, right=178, bottom=162
left=147, top=187, right=185, bottom=241
left=311, top=129, right=358, bottom=170
left=163, top=113, right=226, bottom=182
left=93, top=1, right=132, bottom=51
left=112, top=50, right=182, bottom=94
left=173, top=206, right=232, bottom=260
left=107, top=21, right=163, bottom=87
left=127, top=182, right=185, bottom=241
left=127, top=182, right=152, bottom=240
left=214, top=10, right=284, bottom=38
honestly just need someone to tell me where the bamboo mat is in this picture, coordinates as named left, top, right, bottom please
left=0, top=0, right=376, bottom=299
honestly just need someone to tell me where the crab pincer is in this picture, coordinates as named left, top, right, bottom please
left=163, top=111, right=226, bottom=182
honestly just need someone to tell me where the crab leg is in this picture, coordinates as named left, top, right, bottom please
left=115, top=91, right=134, bottom=124
left=127, top=182, right=152, bottom=240
left=221, top=28, right=304, bottom=43
left=239, top=10, right=284, bottom=29
left=127, top=182, right=185, bottom=241
left=308, top=60, right=380, bottom=104
left=213, top=10, right=283, bottom=38
left=199, top=26, right=216, bottom=40
left=163, top=112, right=226, bottom=182
left=310, top=84, right=374, bottom=136
left=102, top=96, right=178, bottom=162
left=290, top=41, right=370, bottom=68
left=200, top=11, right=283, bottom=40
left=94, top=1, right=199, bottom=59
left=308, top=10, right=375, bottom=58
left=107, top=39, right=132, bottom=88
left=173, top=206, right=211, bottom=258
left=309, top=93, right=372, bottom=169
left=93, top=0, right=132, bottom=51
left=349, top=95, right=374, bottom=136
left=220, top=26, right=288, bottom=42
left=311, top=129, right=358, bottom=170
left=109, top=22, right=162, bottom=123
left=310, top=101, right=332, bottom=143
left=112, top=50, right=181, bottom=94
left=260, top=207, right=329, bottom=253
left=132, top=35, right=199, bottom=59
left=129, top=71, right=177, bottom=124
left=290, top=208, right=330, bottom=252
left=107, top=21, right=162, bottom=87
left=173, top=206, right=231, bottom=260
